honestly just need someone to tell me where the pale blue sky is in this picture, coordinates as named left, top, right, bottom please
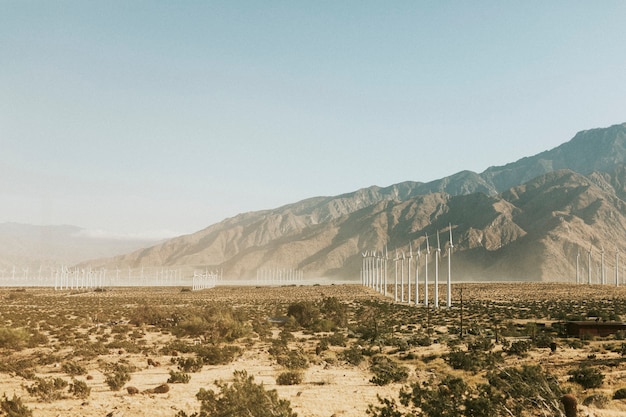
left=1, top=1, right=625, bottom=238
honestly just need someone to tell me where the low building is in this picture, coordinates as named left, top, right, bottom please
left=565, top=321, right=626, bottom=338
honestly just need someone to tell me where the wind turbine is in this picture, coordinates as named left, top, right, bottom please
left=615, top=247, right=619, bottom=287
left=407, top=243, right=413, bottom=305
left=576, top=250, right=580, bottom=284
left=434, top=230, right=441, bottom=308
left=394, top=250, right=399, bottom=302
left=384, top=246, right=389, bottom=296
left=447, top=224, right=453, bottom=308
left=361, top=251, right=367, bottom=286
left=400, top=251, right=406, bottom=302
left=587, top=245, right=591, bottom=285
left=415, top=241, right=421, bottom=306
left=601, top=246, right=606, bottom=285
left=424, top=234, right=430, bottom=307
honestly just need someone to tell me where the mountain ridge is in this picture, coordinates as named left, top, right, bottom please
left=11, top=122, right=626, bottom=283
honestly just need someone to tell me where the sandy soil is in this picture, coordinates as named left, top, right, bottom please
left=2, top=283, right=626, bottom=416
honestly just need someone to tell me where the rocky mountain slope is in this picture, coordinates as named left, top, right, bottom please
left=85, top=123, right=626, bottom=282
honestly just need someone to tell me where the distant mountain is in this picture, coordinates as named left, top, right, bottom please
left=0, top=223, right=161, bottom=268
left=85, top=122, right=626, bottom=282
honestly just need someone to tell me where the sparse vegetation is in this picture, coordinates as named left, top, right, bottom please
left=1, top=284, right=626, bottom=416
left=179, top=370, right=297, bottom=417
left=0, top=394, right=32, bottom=417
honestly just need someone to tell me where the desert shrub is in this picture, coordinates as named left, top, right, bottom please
left=25, top=377, right=68, bottom=402
left=105, top=339, right=144, bottom=354
left=61, top=361, right=87, bottom=376
left=582, top=393, right=610, bottom=408
left=326, top=332, right=347, bottom=347
left=320, top=297, right=349, bottom=328
left=276, top=371, right=304, bottom=385
left=0, top=394, right=32, bottom=417
left=0, top=327, right=30, bottom=350
left=26, top=330, right=48, bottom=348
left=129, top=304, right=177, bottom=327
left=168, top=370, right=192, bottom=384
left=196, top=345, right=241, bottom=365
left=487, top=365, right=564, bottom=416
left=369, top=355, right=408, bottom=386
left=568, top=366, right=604, bottom=389
left=73, top=342, right=109, bottom=360
left=105, top=369, right=131, bottom=391
left=467, top=336, right=493, bottom=352
left=447, top=350, right=478, bottom=372
left=369, top=365, right=563, bottom=417
left=68, top=378, right=91, bottom=399
left=175, top=315, right=208, bottom=338
left=339, top=345, right=364, bottom=366
left=287, top=301, right=320, bottom=329
left=533, top=333, right=554, bottom=349
left=161, top=340, right=195, bottom=355
left=252, top=319, right=272, bottom=339
left=615, top=387, right=626, bottom=399
left=186, top=370, right=297, bottom=417
left=0, top=358, right=36, bottom=379
left=409, top=335, right=432, bottom=347
left=446, top=349, right=502, bottom=372
left=276, top=350, right=308, bottom=370
left=505, top=340, right=532, bottom=356
left=565, top=338, right=585, bottom=349
left=174, top=356, right=204, bottom=373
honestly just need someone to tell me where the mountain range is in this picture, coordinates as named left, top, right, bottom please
left=5, top=122, right=626, bottom=282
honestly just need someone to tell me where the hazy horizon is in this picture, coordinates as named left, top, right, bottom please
left=3, top=2, right=626, bottom=237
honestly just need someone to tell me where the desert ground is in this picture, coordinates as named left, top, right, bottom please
left=1, top=283, right=626, bottom=416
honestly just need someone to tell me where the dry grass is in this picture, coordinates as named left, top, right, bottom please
left=0, top=283, right=626, bottom=416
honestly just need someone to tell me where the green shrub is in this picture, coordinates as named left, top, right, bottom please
left=276, top=371, right=304, bottom=385
left=326, top=332, right=347, bottom=347
left=186, top=370, right=297, bottom=417
left=69, top=378, right=91, bottom=399
left=174, top=356, right=204, bottom=373
left=61, top=361, right=87, bottom=376
left=196, top=345, right=241, bottom=365
left=0, top=327, right=30, bottom=350
left=276, top=350, right=308, bottom=370
left=339, top=345, right=364, bottom=366
left=168, top=370, right=192, bottom=384
left=506, top=340, right=531, bottom=356
left=369, top=365, right=564, bottom=417
left=369, top=355, right=408, bottom=386
left=287, top=301, right=320, bottom=329
left=25, top=377, right=68, bottom=402
left=568, top=366, right=604, bottom=389
left=105, top=369, right=131, bottom=391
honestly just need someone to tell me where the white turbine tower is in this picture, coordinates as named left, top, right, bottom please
left=615, top=248, right=619, bottom=287
left=587, top=245, right=591, bottom=285
left=601, top=246, right=606, bottom=285
left=415, top=241, right=421, bottom=306
left=394, top=250, right=399, bottom=302
left=576, top=250, right=580, bottom=284
left=447, top=224, right=453, bottom=308
left=424, top=234, right=430, bottom=307
left=434, top=231, right=441, bottom=308
left=361, top=251, right=367, bottom=286
left=383, top=245, right=389, bottom=297
left=407, top=243, right=413, bottom=305
left=400, top=251, right=406, bottom=302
